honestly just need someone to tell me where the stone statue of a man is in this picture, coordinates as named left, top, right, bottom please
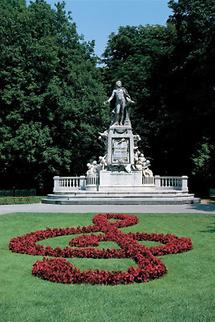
left=105, top=80, right=135, bottom=125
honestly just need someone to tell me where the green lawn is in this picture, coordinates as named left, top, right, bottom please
left=0, top=213, right=214, bottom=322
left=0, top=196, right=43, bottom=204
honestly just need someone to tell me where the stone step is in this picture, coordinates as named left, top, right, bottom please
left=43, top=193, right=199, bottom=205
left=48, top=191, right=194, bottom=197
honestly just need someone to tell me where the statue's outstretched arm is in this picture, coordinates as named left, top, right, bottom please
left=124, top=88, right=135, bottom=104
left=126, top=97, right=135, bottom=104
left=104, top=90, right=115, bottom=104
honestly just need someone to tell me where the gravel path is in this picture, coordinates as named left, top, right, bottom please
left=0, top=202, right=215, bottom=215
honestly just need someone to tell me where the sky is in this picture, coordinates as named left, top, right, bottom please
left=27, top=0, right=172, bottom=57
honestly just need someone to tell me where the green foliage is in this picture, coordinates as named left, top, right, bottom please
left=0, top=196, right=43, bottom=204
left=168, top=0, right=215, bottom=55
left=0, top=188, right=36, bottom=196
left=167, top=0, right=215, bottom=191
left=0, top=0, right=108, bottom=192
left=192, top=141, right=211, bottom=176
left=191, top=138, right=215, bottom=192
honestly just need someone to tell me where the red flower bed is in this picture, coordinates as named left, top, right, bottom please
left=9, top=214, right=192, bottom=285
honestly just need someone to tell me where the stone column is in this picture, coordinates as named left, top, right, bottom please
left=79, top=176, right=86, bottom=190
left=181, top=176, right=188, bottom=192
left=53, top=176, right=60, bottom=193
left=154, top=175, right=161, bottom=189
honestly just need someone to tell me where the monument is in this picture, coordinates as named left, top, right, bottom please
left=43, top=81, right=198, bottom=204
left=86, top=80, right=154, bottom=192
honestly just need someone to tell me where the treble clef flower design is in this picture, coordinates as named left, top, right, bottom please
left=9, top=214, right=192, bottom=285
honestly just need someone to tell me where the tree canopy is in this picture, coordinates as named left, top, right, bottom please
left=167, top=0, right=215, bottom=192
left=0, top=0, right=109, bottom=192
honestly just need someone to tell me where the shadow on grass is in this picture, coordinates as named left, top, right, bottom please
left=191, top=203, right=215, bottom=212
left=200, top=222, right=215, bottom=233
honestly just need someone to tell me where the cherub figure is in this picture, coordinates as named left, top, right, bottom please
left=98, top=156, right=107, bottom=170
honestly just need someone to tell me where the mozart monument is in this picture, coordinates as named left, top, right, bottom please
left=43, top=81, right=197, bottom=204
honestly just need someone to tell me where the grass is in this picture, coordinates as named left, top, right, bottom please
left=0, top=196, right=43, bottom=204
left=0, top=212, right=214, bottom=322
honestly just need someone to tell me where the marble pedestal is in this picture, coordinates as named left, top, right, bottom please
left=107, top=124, right=135, bottom=166
left=99, top=170, right=155, bottom=192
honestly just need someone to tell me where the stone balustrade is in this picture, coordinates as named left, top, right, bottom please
left=86, top=175, right=99, bottom=186
left=154, top=175, right=188, bottom=192
left=53, top=176, right=86, bottom=192
left=53, top=175, right=188, bottom=193
left=142, top=176, right=155, bottom=185
left=86, top=175, right=99, bottom=191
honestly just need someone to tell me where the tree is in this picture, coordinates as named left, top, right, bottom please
left=191, top=138, right=215, bottom=194
left=0, top=0, right=109, bottom=192
left=167, top=0, right=215, bottom=192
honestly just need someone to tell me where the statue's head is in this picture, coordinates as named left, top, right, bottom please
left=116, top=80, right=122, bottom=88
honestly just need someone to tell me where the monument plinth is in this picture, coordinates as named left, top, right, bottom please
left=107, top=124, right=134, bottom=166
left=99, top=118, right=153, bottom=191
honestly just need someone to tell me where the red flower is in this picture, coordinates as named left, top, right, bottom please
left=9, top=213, right=192, bottom=285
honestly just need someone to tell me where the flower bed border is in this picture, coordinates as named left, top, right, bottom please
left=9, top=214, right=192, bottom=285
